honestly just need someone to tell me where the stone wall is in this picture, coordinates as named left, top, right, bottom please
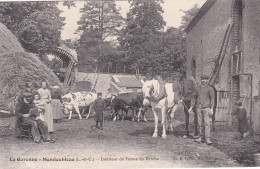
left=186, top=0, right=260, bottom=125
left=243, top=0, right=260, bottom=97
left=186, top=0, right=233, bottom=91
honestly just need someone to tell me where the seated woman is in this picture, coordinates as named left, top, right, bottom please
left=15, top=91, right=55, bottom=143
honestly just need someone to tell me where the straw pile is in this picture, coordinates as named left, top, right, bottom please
left=0, top=22, right=62, bottom=111
left=0, top=22, right=24, bottom=53
left=0, top=52, right=62, bottom=111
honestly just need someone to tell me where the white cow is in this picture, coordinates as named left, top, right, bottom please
left=62, top=92, right=97, bottom=120
left=141, top=79, right=180, bottom=139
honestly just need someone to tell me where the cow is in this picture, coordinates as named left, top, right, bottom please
left=61, top=92, right=97, bottom=120
left=111, top=92, right=148, bottom=122
left=141, top=78, right=180, bottom=139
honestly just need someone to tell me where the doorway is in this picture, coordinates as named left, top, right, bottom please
left=231, top=74, right=252, bottom=125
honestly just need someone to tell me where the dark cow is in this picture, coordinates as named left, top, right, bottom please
left=111, top=92, right=147, bottom=122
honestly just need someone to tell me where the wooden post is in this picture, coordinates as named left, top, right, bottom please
left=253, top=96, right=260, bottom=143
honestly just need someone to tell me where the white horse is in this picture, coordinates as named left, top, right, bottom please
left=141, top=79, right=179, bottom=139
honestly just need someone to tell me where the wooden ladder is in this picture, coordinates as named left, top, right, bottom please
left=209, top=23, right=233, bottom=86
left=63, top=61, right=74, bottom=87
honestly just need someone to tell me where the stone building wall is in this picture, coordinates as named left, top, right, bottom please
left=243, top=0, right=260, bottom=97
left=186, top=0, right=260, bottom=125
left=186, top=0, right=233, bottom=91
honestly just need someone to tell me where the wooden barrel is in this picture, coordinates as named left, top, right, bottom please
left=253, top=96, right=260, bottom=143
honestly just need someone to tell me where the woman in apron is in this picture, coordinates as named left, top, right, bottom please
left=51, top=86, right=63, bottom=123
left=38, top=81, right=54, bottom=133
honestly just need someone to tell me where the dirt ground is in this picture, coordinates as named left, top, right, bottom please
left=0, top=109, right=258, bottom=169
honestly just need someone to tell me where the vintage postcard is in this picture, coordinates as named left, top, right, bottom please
left=0, top=0, right=260, bottom=168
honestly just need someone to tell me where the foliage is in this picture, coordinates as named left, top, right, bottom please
left=0, top=2, right=67, bottom=54
left=179, top=4, right=200, bottom=31
left=76, top=0, right=124, bottom=73
left=117, top=0, right=187, bottom=78
left=77, top=0, right=124, bottom=40
left=62, top=1, right=76, bottom=9
left=135, top=27, right=186, bottom=78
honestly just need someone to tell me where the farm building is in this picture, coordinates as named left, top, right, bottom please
left=50, top=43, right=78, bottom=87
left=185, top=0, right=260, bottom=130
left=110, top=74, right=142, bottom=93
left=75, top=72, right=142, bottom=96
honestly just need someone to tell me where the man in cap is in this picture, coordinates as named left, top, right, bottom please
left=193, top=74, right=215, bottom=145
left=18, top=82, right=34, bottom=103
left=92, top=92, right=106, bottom=130
left=180, top=78, right=198, bottom=139
left=15, top=91, right=55, bottom=143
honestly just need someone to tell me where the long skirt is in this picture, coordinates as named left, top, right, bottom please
left=44, top=103, right=54, bottom=132
left=51, top=99, right=63, bottom=120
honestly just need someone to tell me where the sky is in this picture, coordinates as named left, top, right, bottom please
left=58, top=0, right=207, bottom=40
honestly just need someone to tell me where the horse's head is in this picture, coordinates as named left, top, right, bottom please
left=141, top=79, right=159, bottom=106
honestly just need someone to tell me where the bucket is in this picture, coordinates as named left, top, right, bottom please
left=255, top=153, right=260, bottom=166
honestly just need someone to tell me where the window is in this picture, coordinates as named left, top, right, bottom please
left=232, top=52, right=242, bottom=75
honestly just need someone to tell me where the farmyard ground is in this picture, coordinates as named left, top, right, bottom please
left=0, top=109, right=258, bottom=169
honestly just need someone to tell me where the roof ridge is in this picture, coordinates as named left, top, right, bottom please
left=185, top=0, right=217, bottom=33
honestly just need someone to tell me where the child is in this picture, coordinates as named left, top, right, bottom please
left=92, top=92, right=106, bottom=130
left=232, top=101, right=249, bottom=139
left=33, top=92, right=45, bottom=121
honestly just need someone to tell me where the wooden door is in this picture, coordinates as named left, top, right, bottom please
left=239, top=74, right=252, bottom=125
left=231, top=75, right=240, bottom=125
left=215, top=91, right=229, bottom=126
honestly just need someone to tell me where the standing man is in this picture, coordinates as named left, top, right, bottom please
left=93, top=92, right=106, bottom=130
left=194, top=75, right=215, bottom=145
left=181, top=78, right=199, bottom=139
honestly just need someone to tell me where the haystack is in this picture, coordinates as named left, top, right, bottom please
left=0, top=23, right=62, bottom=111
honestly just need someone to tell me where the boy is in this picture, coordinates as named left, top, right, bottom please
left=93, top=92, right=106, bottom=130
left=232, top=101, right=249, bottom=139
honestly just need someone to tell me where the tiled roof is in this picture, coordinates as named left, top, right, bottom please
left=71, top=81, right=91, bottom=92
left=112, top=75, right=142, bottom=88
left=76, top=72, right=112, bottom=95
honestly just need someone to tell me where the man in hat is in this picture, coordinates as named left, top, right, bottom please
left=194, top=74, right=215, bottom=145
left=15, top=92, right=55, bottom=143
left=92, top=92, right=106, bottom=130
left=18, top=82, right=34, bottom=103
left=180, top=78, right=199, bottom=139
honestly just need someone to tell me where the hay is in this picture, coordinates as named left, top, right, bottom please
left=0, top=52, right=62, bottom=111
left=0, top=23, right=24, bottom=53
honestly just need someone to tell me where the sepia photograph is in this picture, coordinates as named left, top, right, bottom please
left=0, top=0, right=260, bottom=168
